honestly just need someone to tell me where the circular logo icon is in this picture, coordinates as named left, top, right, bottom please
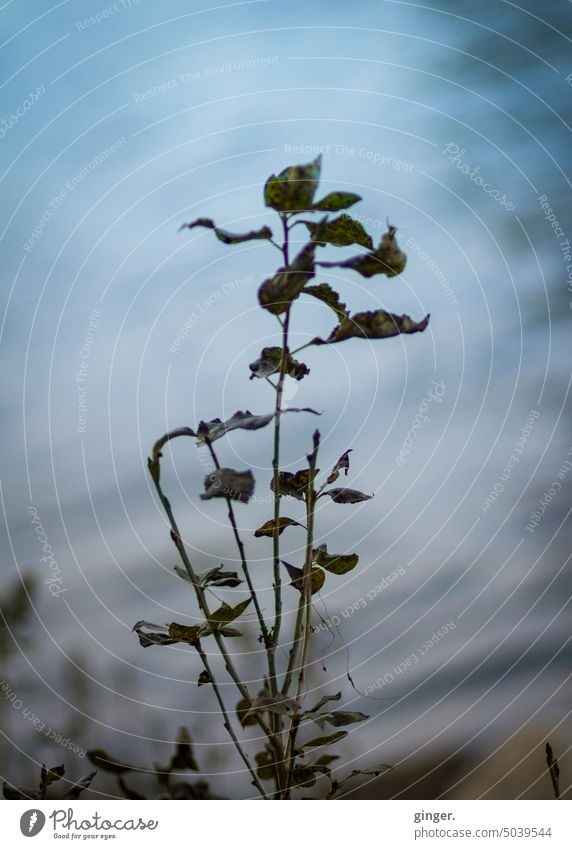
left=20, top=810, right=45, bottom=837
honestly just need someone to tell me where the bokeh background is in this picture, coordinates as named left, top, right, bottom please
left=1, top=0, right=571, bottom=799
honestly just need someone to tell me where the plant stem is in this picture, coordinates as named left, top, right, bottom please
left=205, top=441, right=272, bottom=656
left=193, top=641, right=269, bottom=798
left=282, top=431, right=319, bottom=797
left=281, top=594, right=304, bottom=696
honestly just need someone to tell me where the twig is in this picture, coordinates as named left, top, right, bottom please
left=546, top=741, right=560, bottom=799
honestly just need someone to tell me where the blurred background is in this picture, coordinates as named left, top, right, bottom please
left=0, top=0, right=571, bottom=799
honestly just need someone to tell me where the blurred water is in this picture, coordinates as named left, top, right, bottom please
left=1, top=0, right=571, bottom=797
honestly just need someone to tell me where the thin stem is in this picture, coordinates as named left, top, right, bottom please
left=194, top=642, right=269, bottom=798
left=205, top=441, right=271, bottom=655
left=148, top=456, right=275, bottom=743
left=282, top=431, right=319, bottom=798
left=281, top=594, right=304, bottom=696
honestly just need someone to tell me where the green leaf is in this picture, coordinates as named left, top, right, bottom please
left=236, top=697, right=258, bottom=727
left=321, top=226, right=407, bottom=278
left=40, top=764, right=65, bottom=797
left=254, top=517, right=303, bottom=537
left=282, top=560, right=325, bottom=594
left=199, top=566, right=242, bottom=588
left=133, top=620, right=179, bottom=648
left=321, top=487, right=373, bottom=504
left=196, top=410, right=274, bottom=443
left=316, top=310, right=430, bottom=345
left=311, top=191, right=362, bottom=212
left=302, top=283, right=349, bottom=320
left=312, top=544, right=358, bottom=575
left=264, top=156, right=321, bottom=212
left=299, top=731, right=348, bottom=751
left=200, top=468, right=254, bottom=503
left=271, top=468, right=319, bottom=500
left=249, top=346, right=309, bottom=381
left=258, top=239, right=318, bottom=315
left=323, top=711, right=369, bottom=727
left=326, top=449, right=352, bottom=484
left=306, top=215, right=373, bottom=249
left=291, top=766, right=319, bottom=788
left=198, top=670, right=212, bottom=687
left=180, top=217, right=273, bottom=245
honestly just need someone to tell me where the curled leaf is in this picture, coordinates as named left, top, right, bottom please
left=198, top=670, right=213, bottom=687
left=264, top=156, right=321, bottom=212
left=180, top=217, right=272, bottom=244
left=200, top=469, right=254, bottom=503
left=311, top=191, right=362, bottom=212
left=314, top=310, right=430, bottom=345
left=306, top=215, right=373, bottom=249
left=199, top=566, right=242, bottom=588
left=282, top=560, right=325, bottom=594
left=258, top=239, right=319, bottom=315
left=168, top=623, right=204, bottom=646
left=40, top=764, right=65, bottom=797
left=271, top=468, right=319, bottom=501
left=163, top=727, right=199, bottom=772
left=254, top=517, right=302, bottom=537
left=133, top=621, right=179, bottom=648
left=249, top=346, right=309, bottom=381
left=321, top=487, right=373, bottom=504
left=309, top=692, right=342, bottom=713
left=302, top=283, right=348, bottom=320
left=255, top=749, right=276, bottom=781
left=246, top=694, right=301, bottom=718
left=327, top=449, right=352, bottom=484
left=321, top=226, right=407, bottom=278
left=196, top=410, right=274, bottom=443
left=313, top=545, right=358, bottom=575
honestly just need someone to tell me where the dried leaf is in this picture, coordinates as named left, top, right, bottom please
left=303, top=283, right=349, bottom=320
left=254, top=517, right=302, bottom=537
left=200, top=468, right=254, bottom=503
left=166, top=727, right=199, bottom=772
left=313, top=544, right=359, bottom=575
left=327, top=449, right=352, bottom=484
left=133, top=621, right=179, bottom=648
left=271, top=468, right=319, bottom=500
left=236, top=697, right=258, bottom=727
left=323, top=711, right=369, bottom=727
left=196, top=410, right=274, bottom=443
left=311, top=191, right=362, bottom=212
left=40, top=764, right=65, bottom=797
left=299, top=731, right=348, bottom=750
left=255, top=749, right=276, bottom=781
left=87, top=749, right=134, bottom=774
left=197, top=671, right=212, bottom=687
left=258, top=239, right=318, bottom=315
left=180, top=217, right=272, bottom=244
left=322, top=227, right=407, bottom=278
left=282, top=560, right=325, bottom=594
left=247, top=694, right=301, bottom=718
left=249, top=346, right=309, bottom=381
left=199, top=566, right=242, bottom=588
left=306, top=216, right=373, bottom=249
left=62, top=772, right=97, bottom=800
left=207, top=598, right=252, bottom=629
left=321, top=487, right=373, bottom=504
left=291, top=765, right=319, bottom=788
left=309, top=692, right=342, bottom=713
left=264, top=156, right=321, bottom=212
left=168, top=622, right=204, bottom=646
left=321, top=310, right=430, bottom=345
